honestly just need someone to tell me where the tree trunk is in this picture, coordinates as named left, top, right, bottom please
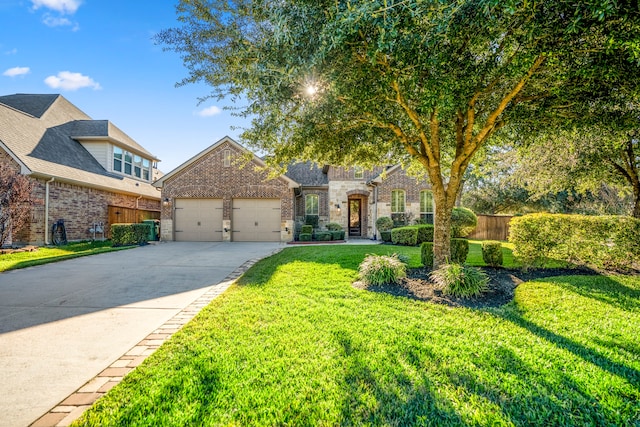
left=431, top=183, right=458, bottom=268
left=633, top=185, right=640, bottom=219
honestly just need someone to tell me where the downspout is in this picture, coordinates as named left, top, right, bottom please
left=373, top=184, right=378, bottom=240
left=45, top=177, right=55, bottom=245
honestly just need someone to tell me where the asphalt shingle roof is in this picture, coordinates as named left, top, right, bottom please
left=285, top=161, right=328, bottom=186
left=0, top=94, right=159, bottom=198
left=0, top=93, right=58, bottom=118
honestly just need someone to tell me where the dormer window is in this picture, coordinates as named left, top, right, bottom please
left=113, top=147, right=123, bottom=171
left=113, top=146, right=152, bottom=181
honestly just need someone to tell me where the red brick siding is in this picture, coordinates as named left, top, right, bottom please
left=16, top=178, right=160, bottom=245
left=161, top=141, right=294, bottom=221
left=295, top=189, right=329, bottom=218
left=376, top=169, right=431, bottom=204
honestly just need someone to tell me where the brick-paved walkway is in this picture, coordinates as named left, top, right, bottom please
left=30, top=254, right=275, bottom=427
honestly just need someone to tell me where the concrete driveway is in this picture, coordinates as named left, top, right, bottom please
left=0, top=242, right=282, bottom=427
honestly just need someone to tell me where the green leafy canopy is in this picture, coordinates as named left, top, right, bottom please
left=158, top=0, right=640, bottom=264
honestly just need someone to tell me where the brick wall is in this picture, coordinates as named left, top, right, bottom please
left=161, top=140, right=294, bottom=225
left=16, top=178, right=160, bottom=245
left=375, top=167, right=431, bottom=230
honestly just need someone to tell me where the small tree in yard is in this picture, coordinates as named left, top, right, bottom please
left=158, top=0, right=640, bottom=266
left=0, top=163, right=34, bottom=247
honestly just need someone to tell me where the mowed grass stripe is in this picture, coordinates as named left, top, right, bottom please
left=74, top=245, right=640, bottom=426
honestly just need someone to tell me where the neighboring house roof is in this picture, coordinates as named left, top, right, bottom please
left=71, top=120, right=158, bottom=160
left=153, top=136, right=300, bottom=189
left=0, top=93, right=159, bottom=199
left=285, top=161, right=328, bottom=187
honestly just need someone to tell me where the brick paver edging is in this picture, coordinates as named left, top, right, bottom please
left=31, top=250, right=281, bottom=427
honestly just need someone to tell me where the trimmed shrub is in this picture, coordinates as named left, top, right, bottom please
left=301, top=225, right=313, bottom=234
left=450, top=238, right=469, bottom=264
left=111, top=223, right=149, bottom=246
left=430, top=263, right=489, bottom=298
left=451, top=207, right=477, bottom=238
left=421, top=242, right=434, bottom=268
left=379, top=230, right=392, bottom=242
left=330, top=230, right=345, bottom=240
left=415, top=224, right=434, bottom=244
left=315, top=231, right=332, bottom=241
left=509, top=213, right=640, bottom=270
left=391, top=213, right=409, bottom=227
left=358, top=254, right=407, bottom=285
left=326, top=222, right=342, bottom=231
left=391, top=227, right=418, bottom=246
left=482, top=241, right=503, bottom=267
left=376, top=216, right=393, bottom=232
left=299, top=233, right=312, bottom=242
left=305, top=215, right=319, bottom=228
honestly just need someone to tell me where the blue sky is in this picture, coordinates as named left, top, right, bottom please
left=0, top=0, right=248, bottom=173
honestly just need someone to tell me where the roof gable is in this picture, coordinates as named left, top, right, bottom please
left=153, top=136, right=299, bottom=189
left=0, top=94, right=59, bottom=118
left=0, top=93, right=160, bottom=198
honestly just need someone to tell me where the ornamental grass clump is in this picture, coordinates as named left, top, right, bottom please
left=430, top=263, right=489, bottom=298
left=358, top=254, right=407, bottom=286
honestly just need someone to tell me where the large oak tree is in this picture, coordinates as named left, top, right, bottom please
left=159, top=0, right=640, bottom=265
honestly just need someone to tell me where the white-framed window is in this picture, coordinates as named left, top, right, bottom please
left=124, top=151, right=132, bottom=175
left=305, top=194, right=319, bottom=216
left=113, top=146, right=152, bottom=181
left=420, top=190, right=434, bottom=224
left=391, top=189, right=405, bottom=213
left=223, top=149, right=231, bottom=167
left=142, top=159, right=150, bottom=180
left=354, top=166, right=364, bottom=179
left=113, top=146, right=123, bottom=172
left=134, top=155, right=142, bottom=178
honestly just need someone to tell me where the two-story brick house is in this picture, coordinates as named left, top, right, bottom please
left=0, top=94, right=161, bottom=245
left=154, top=136, right=434, bottom=242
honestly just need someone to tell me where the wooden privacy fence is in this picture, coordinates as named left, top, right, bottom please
left=467, top=214, right=513, bottom=241
left=107, top=205, right=160, bottom=236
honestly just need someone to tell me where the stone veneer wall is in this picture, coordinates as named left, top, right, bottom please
left=160, top=140, right=294, bottom=242
left=328, top=180, right=374, bottom=238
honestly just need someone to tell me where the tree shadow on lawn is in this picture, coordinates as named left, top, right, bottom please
left=333, top=329, right=468, bottom=426
left=333, top=327, right=633, bottom=425
left=547, top=274, right=640, bottom=312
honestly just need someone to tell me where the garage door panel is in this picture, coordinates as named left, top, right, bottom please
left=232, top=199, right=281, bottom=242
left=175, top=198, right=223, bottom=241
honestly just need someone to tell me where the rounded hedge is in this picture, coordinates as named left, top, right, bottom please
left=451, top=207, right=477, bottom=238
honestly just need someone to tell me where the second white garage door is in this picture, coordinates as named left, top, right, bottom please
left=174, top=198, right=223, bottom=241
left=232, top=199, right=281, bottom=242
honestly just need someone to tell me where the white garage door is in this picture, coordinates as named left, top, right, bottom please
left=232, top=199, right=281, bottom=242
left=174, top=198, right=223, bottom=242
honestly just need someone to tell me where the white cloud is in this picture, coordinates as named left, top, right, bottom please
left=3, top=67, right=30, bottom=77
left=5, top=48, right=18, bottom=55
left=44, top=71, right=101, bottom=91
left=31, top=0, right=82, bottom=14
left=42, top=14, right=78, bottom=30
left=196, top=106, right=222, bottom=117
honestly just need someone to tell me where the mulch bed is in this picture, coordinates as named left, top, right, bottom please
left=0, top=245, right=38, bottom=255
left=353, top=266, right=603, bottom=309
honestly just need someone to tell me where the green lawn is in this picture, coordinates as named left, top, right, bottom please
left=0, top=240, right=133, bottom=272
left=75, top=245, right=639, bottom=426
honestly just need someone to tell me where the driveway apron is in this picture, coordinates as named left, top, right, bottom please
left=0, top=242, right=282, bottom=427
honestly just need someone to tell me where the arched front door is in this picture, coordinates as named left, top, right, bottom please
left=348, top=199, right=361, bottom=237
